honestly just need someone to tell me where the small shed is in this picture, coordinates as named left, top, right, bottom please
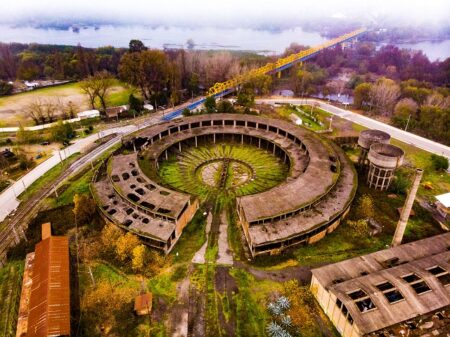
left=105, top=105, right=128, bottom=119
left=435, top=192, right=450, bottom=219
left=134, top=293, right=152, bottom=316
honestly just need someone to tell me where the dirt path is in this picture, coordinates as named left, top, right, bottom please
left=192, top=212, right=213, bottom=264
left=171, top=277, right=191, bottom=337
left=216, top=212, right=233, bottom=265
left=234, top=261, right=312, bottom=284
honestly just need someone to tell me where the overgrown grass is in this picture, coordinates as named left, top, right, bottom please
left=230, top=268, right=283, bottom=337
left=156, top=143, right=289, bottom=204
left=391, top=138, right=450, bottom=198
left=0, top=261, right=24, bottom=337
left=18, top=152, right=80, bottom=202
left=277, top=104, right=330, bottom=131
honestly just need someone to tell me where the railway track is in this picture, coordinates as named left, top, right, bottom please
left=0, top=134, right=123, bottom=264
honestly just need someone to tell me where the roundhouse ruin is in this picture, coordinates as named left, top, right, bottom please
left=92, top=114, right=357, bottom=256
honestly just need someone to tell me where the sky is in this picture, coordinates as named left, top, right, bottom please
left=1, top=0, right=449, bottom=29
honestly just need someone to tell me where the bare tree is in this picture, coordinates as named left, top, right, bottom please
left=80, top=78, right=98, bottom=109
left=424, top=93, right=449, bottom=109
left=369, top=78, right=400, bottom=115
left=95, top=71, right=114, bottom=112
left=25, top=99, right=47, bottom=125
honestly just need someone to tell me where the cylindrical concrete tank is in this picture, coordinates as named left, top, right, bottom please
left=357, top=130, right=391, bottom=167
left=367, top=143, right=404, bottom=190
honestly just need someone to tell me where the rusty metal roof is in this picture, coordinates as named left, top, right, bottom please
left=27, top=236, right=70, bottom=337
left=134, top=293, right=153, bottom=313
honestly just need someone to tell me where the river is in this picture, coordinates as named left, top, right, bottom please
left=0, top=24, right=448, bottom=60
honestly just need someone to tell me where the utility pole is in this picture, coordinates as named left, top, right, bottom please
left=405, top=114, right=411, bottom=131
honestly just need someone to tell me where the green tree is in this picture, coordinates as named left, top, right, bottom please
left=216, top=99, right=234, bottom=113
left=51, top=120, right=74, bottom=143
left=204, top=96, right=216, bottom=113
left=249, top=74, right=272, bottom=95
left=182, top=108, right=191, bottom=117
left=353, top=82, right=372, bottom=109
left=392, top=98, right=418, bottom=128
left=73, top=193, right=97, bottom=225
left=129, top=94, right=144, bottom=113
left=0, top=80, right=13, bottom=96
left=119, top=50, right=172, bottom=102
left=129, top=39, right=147, bottom=53
left=236, top=83, right=255, bottom=108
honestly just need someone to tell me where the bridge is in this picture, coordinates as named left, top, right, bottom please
left=162, top=28, right=367, bottom=121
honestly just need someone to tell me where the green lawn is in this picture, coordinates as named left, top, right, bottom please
left=390, top=139, right=450, bottom=198
left=277, top=104, right=330, bottom=131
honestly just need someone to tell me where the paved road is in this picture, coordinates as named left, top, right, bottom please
left=257, top=98, right=450, bottom=159
left=0, top=110, right=167, bottom=223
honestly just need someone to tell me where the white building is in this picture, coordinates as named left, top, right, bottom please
left=435, top=192, right=450, bottom=219
left=77, top=110, right=100, bottom=120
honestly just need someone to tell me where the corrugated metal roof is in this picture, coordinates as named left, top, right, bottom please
left=27, top=236, right=70, bottom=337
left=436, top=192, right=450, bottom=208
left=312, top=233, right=450, bottom=334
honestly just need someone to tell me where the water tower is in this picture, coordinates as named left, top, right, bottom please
left=357, top=129, right=391, bottom=167
left=367, top=143, right=404, bottom=190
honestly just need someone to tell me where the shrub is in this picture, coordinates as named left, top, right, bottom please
left=431, top=154, right=449, bottom=171
left=389, top=170, right=410, bottom=195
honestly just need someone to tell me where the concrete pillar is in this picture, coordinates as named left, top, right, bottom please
left=392, top=169, right=423, bottom=246
left=241, top=134, right=243, bottom=145
left=195, top=136, right=198, bottom=147
left=178, top=142, right=182, bottom=152
left=213, top=134, right=216, bottom=144
left=165, top=150, right=168, bottom=160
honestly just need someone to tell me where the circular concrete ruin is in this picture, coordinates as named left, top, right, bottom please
left=91, top=114, right=357, bottom=257
left=367, top=143, right=404, bottom=190
left=357, top=129, right=391, bottom=167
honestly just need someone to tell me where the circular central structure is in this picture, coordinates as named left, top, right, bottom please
left=92, top=114, right=357, bottom=257
left=157, top=142, right=288, bottom=198
left=197, top=158, right=253, bottom=188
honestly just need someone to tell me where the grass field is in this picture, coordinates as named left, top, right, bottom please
left=0, top=261, right=24, bottom=337
left=0, top=81, right=134, bottom=126
left=277, top=104, right=330, bottom=131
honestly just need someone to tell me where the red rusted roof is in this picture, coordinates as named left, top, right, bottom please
left=27, top=236, right=70, bottom=337
left=134, top=293, right=152, bottom=313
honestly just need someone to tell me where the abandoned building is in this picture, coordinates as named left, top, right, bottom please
left=16, top=223, right=71, bottom=337
left=111, top=114, right=357, bottom=256
left=311, top=233, right=450, bottom=337
left=92, top=145, right=200, bottom=253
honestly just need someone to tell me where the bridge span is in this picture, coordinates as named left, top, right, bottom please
left=162, top=28, right=367, bottom=121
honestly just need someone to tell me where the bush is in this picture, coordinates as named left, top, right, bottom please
left=51, top=120, right=75, bottom=143
left=431, top=154, right=449, bottom=171
left=204, top=96, right=216, bottom=113
left=389, top=170, right=410, bottom=195
left=0, top=80, right=13, bottom=96
left=182, top=108, right=191, bottom=117
left=217, top=99, right=234, bottom=113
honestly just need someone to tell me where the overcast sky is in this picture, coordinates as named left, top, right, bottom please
left=1, top=0, right=449, bottom=29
